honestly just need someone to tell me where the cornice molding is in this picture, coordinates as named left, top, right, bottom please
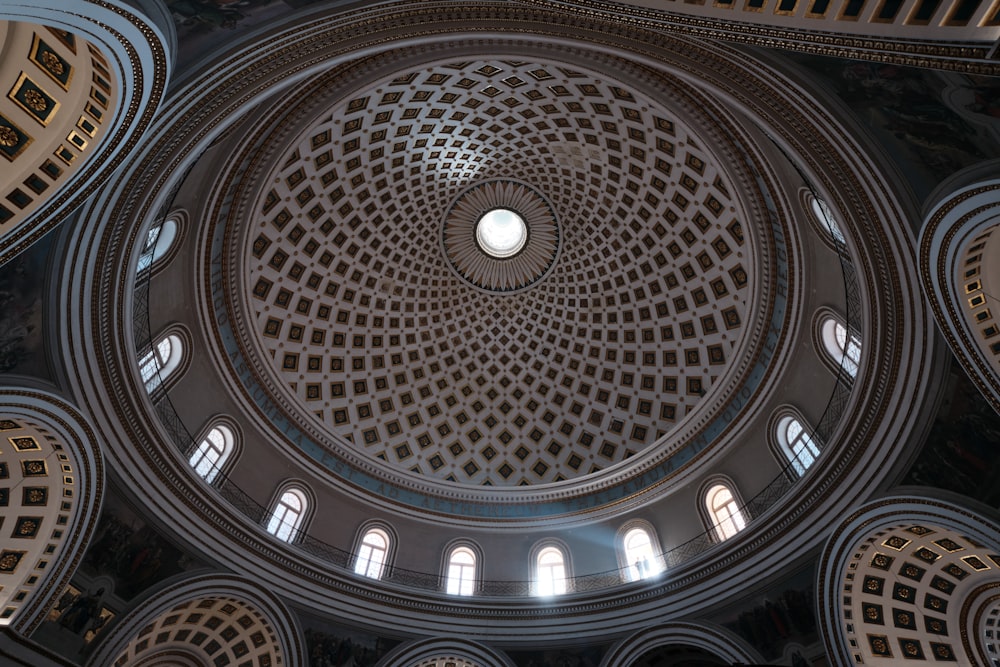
left=54, top=1, right=941, bottom=643
left=0, top=0, right=170, bottom=266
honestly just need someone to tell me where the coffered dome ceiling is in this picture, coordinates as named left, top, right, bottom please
left=223, top=49, right=779, bottom=489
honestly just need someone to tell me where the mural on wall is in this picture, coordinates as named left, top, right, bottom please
left=301, top=612, right=399, bottom=667
left=0, top=230, right=52, bottom=379
left=712, top=564, right=817, bottom=661
left=903, top=360, right=1000, bottom=505
left=31, top=489, right=207, bottom=660
left=44, top=583, right=116, bottom=645
left=506, top=646, right=606, bottom=667
left=167, top=0, right=324, bottom=69
left=74, top=491, right=205, bottom=600
left=944, top=73, right=1000, bottom=128
left=784, top=54, right=1000, bottom=203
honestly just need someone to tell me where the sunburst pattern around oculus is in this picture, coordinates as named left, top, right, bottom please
left=442, top=180, right=559, bottom=292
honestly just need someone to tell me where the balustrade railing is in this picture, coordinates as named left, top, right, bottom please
left=131, top=176, right=858, bottom=597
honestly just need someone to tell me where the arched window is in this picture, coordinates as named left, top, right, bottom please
left=535, top=546, right=568, bottom=596
left=139, top=333, right=184, bottom=392
left=622, top=527, right=662, bottom=581
left=266, top=487, right=308, bottom=543
left=136, top=215, right=179, bottom=273
left=445, top=546, right=477, bottom=596
left=189, top=424, right=235, bottom=483
left=810, top=196, right=846, bottom=243
left=820, top=315, right=861, bottom=378
left=354, top=528, right=390, bottom=580
left=775, top=414, right=820, bottom=476
left=705, top=483, right=746, bottom=541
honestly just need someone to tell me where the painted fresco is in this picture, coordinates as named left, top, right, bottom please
left=75, top=491, right=205, bottom=600
left=943, top=73, right=1000, bottom=129
left=0, top=230, right=52, bottom=379
left=300, top=612, right=398, bottom=667
left=783, top=54, right=1000, bottom=203
left=43, top=583, right=116, bottom=645
left=31, top=489, right=207, bottom=661
left=713, top=564, right=818, bottom=661
left=167, top=0, right=324, bottom=69
left=506, top=646, right=606, bottom=667
left=903, top=359, right=1000, bottom=505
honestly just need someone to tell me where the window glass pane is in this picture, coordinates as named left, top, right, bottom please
left=811, top=197, right=845, bottom=242
left=707, top=484, right=746, bottom=540
left=792, top=439, right=816, bottom=471
left=137, top=218, right=178, bottom=273
left=142, top=334, right=184, bottom=392
left=267, top=490, right=305, bottom=542
left=190, top=426, right=231, bottom=483
left=355, top=530, right=388, bottom=579
left=833, top=321, right=860, bottom=376
left=623, top=528, right=660, bottom=581
left=822, top=317, right=860, bottom=378
left=446, top=548, right=475, bottom=595
left=781, top=417, right=816, bottom=476
left=156, top=336, right=172, bottom=364
left=536, top=547, right=566, bottom=596
left=139, top=349, right=158, bottom=384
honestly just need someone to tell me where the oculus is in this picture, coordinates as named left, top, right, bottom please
left=475, top=208, right=527, bottom=258
left=442, top=179, right=559, bottom=293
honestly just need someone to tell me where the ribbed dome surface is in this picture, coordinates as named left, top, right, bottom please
left=242, top=56, right=754, bottom=486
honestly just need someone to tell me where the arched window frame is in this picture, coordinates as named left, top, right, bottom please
left=615, top=520, right=665, bottom=582
left=768, top=407, right=823, bottom=479
left=814, top=308, right=862, bottom=381
left=441, top=540, right=483, bottom=596
left=189, top=416, right=242, bottom=485
left=139, top=325, right=191, bottom=395
left=351, top=520, right=397, bottom=580
left=697, top=476, right=749, bottom=543
left=135, top=210, right=186, bottom=275
left=530, top=539, right=572, bottom=596
left=264, top=481, right=315, bottom=544
left=799, top=188, right=847, bottom=249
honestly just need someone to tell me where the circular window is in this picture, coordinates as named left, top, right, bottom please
left=475, top=208, right=527, bottom=258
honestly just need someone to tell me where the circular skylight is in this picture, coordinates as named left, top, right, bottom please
left=476, top=208, right=527, bottom=258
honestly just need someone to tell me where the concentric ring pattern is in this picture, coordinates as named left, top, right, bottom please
left=443, top=179, right=559, bottom=291
left=243, top=57, right=753, bottom=486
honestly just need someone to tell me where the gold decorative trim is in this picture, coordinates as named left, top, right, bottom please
left=0, top=114, right=33, bottom=162
left=29, top=34, right=73, bottom=91
left=8, top=72, right=60, bottom=127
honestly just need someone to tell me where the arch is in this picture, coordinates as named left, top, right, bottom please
left=135, top=210, right=184, bottom=274
left=818, top=493, right=1000, bottom=666
left=188, top=416, right=240, bottom=484
left=353, top=521, right=397, bottom=580
left=84, top=573, right=306, bottom=667
left=0, top=389, right=104, bottom=633
left=264, top=481, right=313, bottom=544
left=769, top=407, right=822, bottom=477
left=698, top=476, right=748, bottom=542
left=531, top=539, right=572, bottom=596
left=600, top=621, right=765, bottom=666
left=443, top=541, right=482, bottom=596
left=815, top=308, right=861, bottom=379
left=616, top=520, right=664, bottom=582
left=375, top=636, right=515, bottom=667
left=0, top=0, right=169, bottom=265
left=139, top=325, right=189, bottom=394
left=50, top=0, right=940, bottom=640
left=920, top=179, right=1000, bottom=413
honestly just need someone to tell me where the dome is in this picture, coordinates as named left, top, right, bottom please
left=5, top=0, right=998, bottom=665
left=230, top=52, right=770, bottom=491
